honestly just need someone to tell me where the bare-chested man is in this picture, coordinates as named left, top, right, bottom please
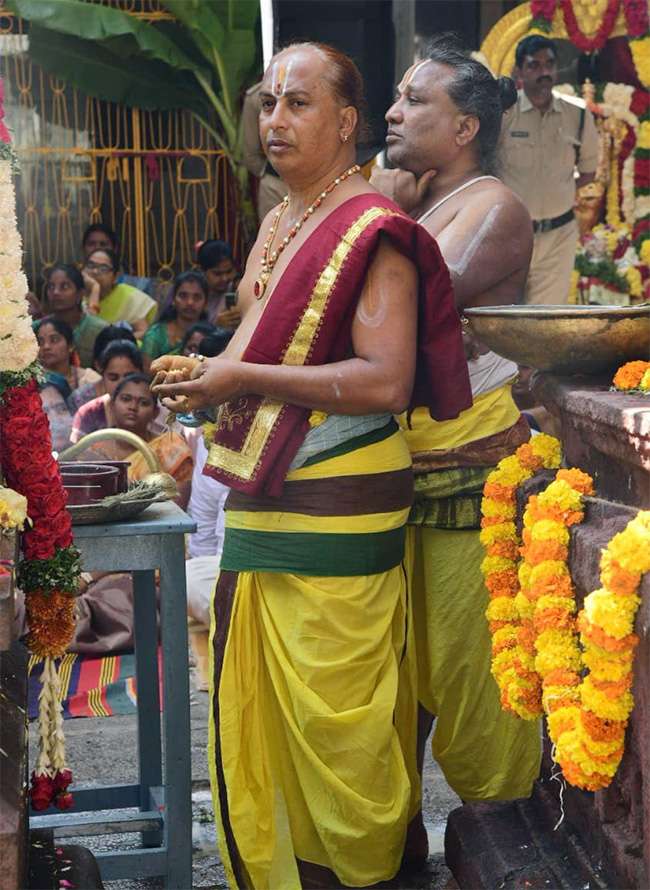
left=152, top=42, right=470, bottom=889
left=371, top=38, right=540, bottom=862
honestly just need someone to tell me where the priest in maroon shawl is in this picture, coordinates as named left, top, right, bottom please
left=153, top=42, right=470, bottom=890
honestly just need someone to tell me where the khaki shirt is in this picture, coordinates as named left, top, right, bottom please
left=501, top=90, right=598, bottom=221
left=242, top=82, right=268, bottom=178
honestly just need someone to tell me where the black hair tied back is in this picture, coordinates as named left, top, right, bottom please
left=497, top=77, right=518, bottom=113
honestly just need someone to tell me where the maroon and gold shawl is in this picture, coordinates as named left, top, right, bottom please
left=204, top=193, right=471, bottom=497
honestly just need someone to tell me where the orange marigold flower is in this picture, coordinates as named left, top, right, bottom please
left=26, top=590, right=76, bottom=659
left=515, top=442, right=544, bottom=472
left=612, top=360, right=650, bottom=391
left=488, top=540, right=520, bottom=560
left=526, top=540, right=568, bottom=566
left=599, top=551, right=640, bottom=596
left=588, top=675, right=632, bottom=698
left=534, top=606, right=576, bottom=632
left=577, top=615, right=639, bottom=653
left=543, top=668, right=580, bottom=688
left=483, top=482, right=516, bottom=503
left=556, top=468, right=595, bottom=496
left=485, top=569, right=520, bottom=597
left=580, top=709, right=627, bottom=744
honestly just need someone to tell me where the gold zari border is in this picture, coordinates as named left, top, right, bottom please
left=207, top=205, right=401, bottom=481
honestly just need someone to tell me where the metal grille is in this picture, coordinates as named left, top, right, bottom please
left=0, top=7, right=242, bottom=299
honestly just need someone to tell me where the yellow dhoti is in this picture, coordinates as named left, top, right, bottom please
left=208, top=425, right=419, bottom=888
left=401, top=386, right=541, bottom=801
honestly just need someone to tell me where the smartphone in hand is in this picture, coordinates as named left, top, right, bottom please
left=225, top=291, right=238, bottom=310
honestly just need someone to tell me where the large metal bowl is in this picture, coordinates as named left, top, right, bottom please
left=463, top=304, right=650, bottom=375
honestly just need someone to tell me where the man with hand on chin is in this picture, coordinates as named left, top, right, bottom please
left=371, top=36, right=540, bottom=867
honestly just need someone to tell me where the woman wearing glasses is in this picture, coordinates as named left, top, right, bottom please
left=83, top=248, right=156, bottom=339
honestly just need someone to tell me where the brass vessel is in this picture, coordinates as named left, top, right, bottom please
left=58, top=429, right=178, bottom=499
left=463, top=305, right=650, bottom=376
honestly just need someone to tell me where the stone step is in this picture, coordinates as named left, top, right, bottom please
left=445, top=793, right=619, bottom=890
left=28, top=827, right=104, bottom=890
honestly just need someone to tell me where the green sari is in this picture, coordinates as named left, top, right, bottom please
left=98, top=282, right=157, bottom=325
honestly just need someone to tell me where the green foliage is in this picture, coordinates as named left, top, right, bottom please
left=18, top=544, right=83, bottom=595
left=9, top=0, right=261, bottom=181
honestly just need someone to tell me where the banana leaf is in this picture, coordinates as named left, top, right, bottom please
left=9, top=0, right=208, bottom=76
left=158, top=0, right=260, bottom=117
left=26, top=24, right=207, bottom=114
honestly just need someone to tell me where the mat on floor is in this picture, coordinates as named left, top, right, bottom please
left=28, top=650, right=162, bottom=719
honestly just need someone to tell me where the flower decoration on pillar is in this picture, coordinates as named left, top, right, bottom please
left=530, top=0, right=558, bottom=33
left=623, top=0, right=650, bottom=88
left=0, top=76, right=81, bottom=811
left=560, top=0, right=621, bottom=53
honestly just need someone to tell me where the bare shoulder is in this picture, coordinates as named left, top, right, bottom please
left=456, top=178, right=532, bottom=235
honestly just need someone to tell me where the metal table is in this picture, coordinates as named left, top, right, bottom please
left=29, top=501, right=196, bottom=887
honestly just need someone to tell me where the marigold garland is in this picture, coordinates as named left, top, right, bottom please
left=552, top=511, right=650, bottom=790
left=480, top=434, right=562, bottom=720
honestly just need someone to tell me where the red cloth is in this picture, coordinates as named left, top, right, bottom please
left=204, top=193, right=471, bottom=497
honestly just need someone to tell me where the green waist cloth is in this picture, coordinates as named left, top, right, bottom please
left=221, top=526, right=406, bottom=577
left=408, top=465, right=493, bottom=530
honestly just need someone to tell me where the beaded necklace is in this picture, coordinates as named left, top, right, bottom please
left=254, top=164, right=361, bottom=299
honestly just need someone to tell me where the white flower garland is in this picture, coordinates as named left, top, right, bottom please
left=0, top=156, right=38, bottom=373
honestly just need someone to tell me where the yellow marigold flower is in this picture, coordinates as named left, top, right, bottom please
left=638, top=118, right=650, bottom=151
left=530, top=561, right=568, bottom=585
left=559, top=730, right=620, bottom=778
left=581, top=678, right=634, bottom=722
left=583, top=589, right=641, bottom=640
left=495, top=455, right=531, bottom=487
left=518, top=562, right=532, bottom=589
left=640, top=239, right=650, bottom=268
left=515, top=591, right=535, bottom=620
left=579, top=732, right=625, bottom=760
left=481, top=499, right=516, bottom=520
left=479, top=524, right=518, bottom=546
left=492, top=626, right=519, bottom=649
left=607, top=512, right=650, bottom=576
left=308, top=410, right=328, bottom=427
left=536, top=594, right=575, bottom=614
left=582, top=652, right=633, bottom=685
left=538, top=479, right=584, bottom=514
left=529, top=434, right=562, bottom=469
left=530, top=519, right=570, bottom=544
left=640, top=369, right=650, bottom=392
left=481, top=555, right=516, bottom=577
left=486, top=597, right=520, bottom=623
left=625, top=266, right=643, bottom=298
left=547, top=704, right=579, bottom=740
left=535, top=629, right=582, bottom=673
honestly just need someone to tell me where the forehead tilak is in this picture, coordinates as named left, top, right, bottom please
left=398, top=60, right=431, bottom=91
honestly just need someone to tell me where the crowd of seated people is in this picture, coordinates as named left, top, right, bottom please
left=24, top=227, right=239, bottom=657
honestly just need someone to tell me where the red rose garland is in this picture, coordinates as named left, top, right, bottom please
left=0, top=377, right=81, bottom=809
left=560, top=0, right=621, bottom=53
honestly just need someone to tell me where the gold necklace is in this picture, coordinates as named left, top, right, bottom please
left=254, top=164, right=361, bottom=299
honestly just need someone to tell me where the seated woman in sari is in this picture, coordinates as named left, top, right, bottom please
left=83, top=248, right=156, bottom=340
left=69, top=339, right=144, bottom=442
left=74, top=373, right=193, bottom=508
left=34, top=317, right=100, bottom=451
left=66, top=322, right=139, bottom=414
left=141, top=271, right=209, bottom=364
left=44, top=263, right=108, bottom=367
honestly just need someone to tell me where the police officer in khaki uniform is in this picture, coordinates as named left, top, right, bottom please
left=242, top=82, right=287, bottom=223
left=501, top=35, right=598, bottom=304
